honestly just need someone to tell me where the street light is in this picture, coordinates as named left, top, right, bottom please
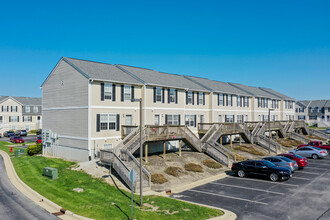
left=268, top=108, right=275, bottom=154
left=131, top=98, right=143, bottom=206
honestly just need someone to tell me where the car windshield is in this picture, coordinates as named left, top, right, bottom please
left=263, top=161, right=276, bottom=168
left=279, top=157, right=292, bottom=162
left=293, top=154, right=304, bottom=159
left=21, top=130, right=26, bottom=132
left=312, top=147, right=322, bottom=151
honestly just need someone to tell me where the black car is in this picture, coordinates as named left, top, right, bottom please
left=231, top=160, right=292, bottom=182
left=4, top=131, right=15, bottom=137
left=36, top=129, right=42, bottom=135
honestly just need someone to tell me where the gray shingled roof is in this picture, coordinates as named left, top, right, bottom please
left=184, top=76, right=251, bottom=96
left=0, top=96, right=41, bottom=106
left=64, top=58, right=143, bottom=85
left=228, top=83, right=279, bottom=99
left=117, top=65, right=208, bottom=92
left=258, top=87, right=295, bottom=101
left=299, top=100, right=330, bottom=108
left=296, top=101, right=307, bottom=108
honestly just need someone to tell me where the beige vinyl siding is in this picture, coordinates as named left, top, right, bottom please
left=43, top=61, right=88, bottom=109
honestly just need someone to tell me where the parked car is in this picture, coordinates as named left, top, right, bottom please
left=0, top=132, right=2, bottom=138
left=36, top=129, right=42, bottom=135
left=262, top=156, right=299, bottom=172
left=298, top=141, right=330, bottom=151
left=231, top=160, right=292, bottom=182
left=289, top=146, right=328, bottom=159
left=10, top=136, right=24, bottom=143
left=15, top=130, right=28, bottom=136
left=4, top=131, right=15, bottom=137
left=277, top=153, right=308, bottom=169
left=36, top=136, right=42, bottom=144
left=326, top=127, right=330, bottom=134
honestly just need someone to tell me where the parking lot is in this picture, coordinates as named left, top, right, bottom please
left=0, top=135, right=38, bottom=144
left=172, top=156, right=330, bottom=220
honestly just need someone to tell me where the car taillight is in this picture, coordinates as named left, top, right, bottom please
left=320, top=151, right=326, bottom=154
left=287, top=163, right=293, bottom=166
left=232, top=164, right=234, bottom=168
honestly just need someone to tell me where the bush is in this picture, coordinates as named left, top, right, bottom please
left=29, top=130, right=37, bottom=134
left=202, top=159, right=222, bottom=169
left=184, top=163, right=204, bottom=173
left=151, top=173, right=168, bottom=184
left=27, top=144, right=42, bottom=156
left=164, top=166, right=184, bottom=177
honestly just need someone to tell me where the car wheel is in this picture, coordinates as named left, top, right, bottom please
left=312, top=154, right=318, bottom=159
left=237, top=170, right=245, bottom=178
left=270, top=173, right=279, bottom=182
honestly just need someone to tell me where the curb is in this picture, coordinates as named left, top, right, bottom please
left=0, top=150, right=94, bottom=220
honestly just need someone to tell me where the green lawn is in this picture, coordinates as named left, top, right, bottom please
left=0, top=141, right=223, bottom=220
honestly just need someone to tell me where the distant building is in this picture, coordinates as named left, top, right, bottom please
left=296, top=100, right=330, bottom=127
left=0, top=96, right=42, bottom=132
left=41, top=57, right=296, bottom=161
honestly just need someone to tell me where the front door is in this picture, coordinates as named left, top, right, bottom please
left=125, top=115, right=132, bottom=125
left=155, top=115, right=160, bottom=126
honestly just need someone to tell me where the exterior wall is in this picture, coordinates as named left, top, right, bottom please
left=0, top=98, right=42, bottom=133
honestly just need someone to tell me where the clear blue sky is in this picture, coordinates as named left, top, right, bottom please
left=0, top=0, right=329, bottom=100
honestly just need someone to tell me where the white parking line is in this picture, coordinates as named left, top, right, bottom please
left=291, top=176, right=311, bottom=180
left=297, top=171, right=321, bottom=175
left=188, top=189, right=268, bottom=205
left=226, top=176, right=299, bottom=187
left=304, top=167, right=327, bottom=170
left=209, top=182, right=284, bottom=195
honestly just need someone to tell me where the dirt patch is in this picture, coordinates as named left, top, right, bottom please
left=306, top=135, right=326, bottom=141
left=234, top=153, right=245, bottom=161
left=165, top=166, right=185, bottom=177
left=234, top=145, right=266, bottom=156
left=202, top=159, right=222, bottom=169
left=184, top=163, right=204, bottom=172
left=276, top=138, right=303, bottom=148
left=151, top=173, right=168, bottom=184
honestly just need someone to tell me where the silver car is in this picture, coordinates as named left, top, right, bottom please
left=263, top=156, right=299, bottom=172
left=289, top=146, right=328, bottom=159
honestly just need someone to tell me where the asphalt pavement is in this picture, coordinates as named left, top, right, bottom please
left=0, top=155, right=58, bottom=220
left=172, top=156, right=330, bottom=220
left=0, top=135, right=38, bottom=144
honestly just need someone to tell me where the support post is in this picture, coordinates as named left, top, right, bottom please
left=220, top=137, right=222, bottom=145
left=179, top=140, right=182, bottom=157
left=163, top=141, right=166, bottom=159
left=145, top=143, right=148, bottom=163
left=230, top=135, right=232, bottom=147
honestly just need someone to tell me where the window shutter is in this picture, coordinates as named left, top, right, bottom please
left=1, top=106, right=3, bottom=111
left=186, top=91, right=188, bottom=104
left=178, top=114, right=181, bottom=125
left=165, top=114, right=168, bottom=125
left=9, top=117, right=11, bottom=122
left=192, top=92, right=195, bottom=105
left=121, top=85, right=124, bottom=102
left=162, top=88, right=165, bottom=103
left=153, top=87, right=156, bottom=103
left=197, top=93, right=199, bottom=105
left=203, top=93, right=205, bottom=105
left=101, top=83, right=104, bottom=101
left=11, top=106, right=12, bottom=112
left=23, top=117, right=25, bottom=122
left=96, top=114, right=100, bottom=132
left=194, top=115, right=197, bottom=127
left=131, top=85, right=134, bottom=100
left=168, top=88, right=170, bottom=103
left=116, top=114, right=120, bottom=131
left=17, top=116, right=19, bottom=122
left=112, top=84, right=116, bottom=101
left=175, top=90, right=178, bottom=104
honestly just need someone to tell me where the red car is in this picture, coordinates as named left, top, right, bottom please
left=10, top=136, right=25, bottom=143
left=277, top=153, right=308, bottom=169
left=36, top=136, right=42, bottom=144
left=298, top=141, right=330, bottom=151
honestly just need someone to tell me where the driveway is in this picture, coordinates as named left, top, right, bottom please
left=0, top=155, right=58, bottom=220
left=172, top=157, right=330, bottom=219
left=0, top=135, right=38, bottom=145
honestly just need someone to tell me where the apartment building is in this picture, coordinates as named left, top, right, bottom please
left=296, top=100, right=330, bottom=127
left=42, top=57, right=296, bottom=161
left=0, top=96, right=42, bottom=133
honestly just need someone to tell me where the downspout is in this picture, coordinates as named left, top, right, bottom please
left=88, top=79, right=92, bottom=160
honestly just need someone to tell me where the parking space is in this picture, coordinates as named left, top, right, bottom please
left=0, top=135, right=37, bottom=144
left=172, top=156, right=330, bottom=219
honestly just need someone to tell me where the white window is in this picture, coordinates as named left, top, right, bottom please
left=237, top=96, right=241, bottom=107
left=12, top=126, right=16, bottom=130
left=198, top=92, right=203, bottom=105
left=200, top=115, right=205, bottom=123
left=244, top=97, right=249, bottom=107
left=169, top=89, right=176, bottom=103
left=25, top=106, right=30, bottom=113
left=2, top=106, right=8, bottom=112
left=167, top=115, right=180, bottom=125
left=227, top=95, right=232, bottom=106
left=23, top=116, right=32, bottom=122
left=218, top=115, right=222, bottom=123
left=0, top=116, right=3, bottom=123
left=244, top=115, right=249, bottom=122
left=33, top=106, right=38, bottom=113
left=225, top=115, right=234, bottom=123
left=100, top=114, right=117, bottom=130
left=258, top=98, right=262, bottom=108
left=9, top=116, right=19, bottom=122
left=103, top=144, right=113, bottom=150
left=185, top=115, right=195, bottom=127
left=263, top=115, right=269, bottom=121
left=125, top=115, right=132, bottom=125
left=237, top=115, right=244, bottom=123
left=12, top=106, right=17, bottom=112
left=187, top=91, right=193, bottom=104
left=218, top=93, right=224, bottom=106
left=265, top=99, right=268, bottom=108
left=156, top=87, right=162, bottom=102
left=154, top=115, right=160, bottom=125
left=25, top=125, right=30, bottom=131
left=104, top=83, right=113, bottom=100
left=124, top=85, right=131, bottom=101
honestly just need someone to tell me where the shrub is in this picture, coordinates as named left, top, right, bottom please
left=164, top=166, right=184, bottom=177
left=184, top=163, right=204, bottom=173
left=151, top=173, right=168, bottom=184
left=29, top=130, right=37, bottom=134
left=27, top=144, right=42, bottom=156
left=235, top=153, right=245, bottom=161
left=202, top=159, right=222, bottom=169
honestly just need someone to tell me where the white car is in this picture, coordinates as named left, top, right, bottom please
left=289, top=146, right=328, bottom=159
